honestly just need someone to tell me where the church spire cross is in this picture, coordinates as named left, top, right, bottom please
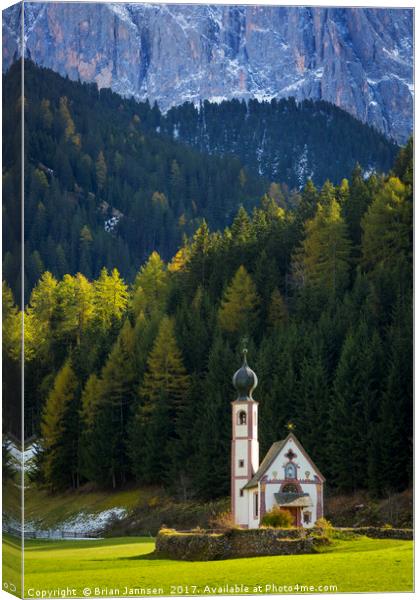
left=241, top=336, right=249, bottom=366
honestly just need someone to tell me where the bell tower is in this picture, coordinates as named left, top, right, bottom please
left=231, top=349, right=259, bottom=527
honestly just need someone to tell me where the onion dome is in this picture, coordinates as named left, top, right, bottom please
left=232, top=349, right=258, bottom=400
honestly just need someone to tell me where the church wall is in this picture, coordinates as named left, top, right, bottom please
left=267, top=437, right=316, bottom=479
left=300, top=483, right=320, bottom=526
left=234, top=480, right=249, bottom=525
left=251, top=407, right=258, bottom=440
left=247, top=487, right=260, bottom=529
left=234, top=439, right=249, bottom=475
left=262, top=436, right=323, bottom=527
left=250, top=440, right=259, bottom=475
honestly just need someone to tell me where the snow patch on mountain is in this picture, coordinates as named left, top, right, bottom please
left=2, top=4, right=413, bottom=142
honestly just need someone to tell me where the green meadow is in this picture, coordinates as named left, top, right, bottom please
left=2, top=535, right=413, bottom=597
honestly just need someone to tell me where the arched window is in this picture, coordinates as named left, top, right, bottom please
left=282, top=483, right=298, bottom=494
left=238, top=411, right=247, bottom=425
left=285, top=462, right=297, bottom=479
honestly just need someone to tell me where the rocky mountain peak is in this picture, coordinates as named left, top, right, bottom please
left=3, top=3, right=413, bottom=142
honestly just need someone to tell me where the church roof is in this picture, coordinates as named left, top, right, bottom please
left=242, top=433, right=326, bottom=490
left=243, top=439, right=286, bottom=489
left=274, top=492, right=313, bottom=508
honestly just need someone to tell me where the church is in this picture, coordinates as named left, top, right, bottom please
left=231, top=350, right=325, bottom=529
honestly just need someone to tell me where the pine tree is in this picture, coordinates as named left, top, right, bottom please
left=2, top=281, right=21, bottom=361
left=294, top=346, right=330, bottom=474
left=79, top=373, right=103, bottom=481
left=268, top=182, right=287, bottom=209
left=342, top=165, right=371, bottom=247
left=292, top=198, right=351, bottom=301
left=94, top=268, right=128, bottom=329
left=130, top=316, right=189, bottom=483
left=296, top=179, right=318, bottom=224
left=24, top=271, right=59, bottom=363
left=27, top=271, right=57, bottom=319
left=40, top=98, right=53, bottom=130
left=186, top=221, right=212, bottom=287
left=95, top=151, right=107, bottom=191
left=329, top=323, right=384, bottom=491
left=86, top=320, right=137, bottom=487
left=193, top=334, right=235, bottom=499
left=57, top=273, right=94, bottom=345
left=218, top=265, right=260, bottom=336
left=392, top=136, right=413, bottom=187
left=319, top=180, right=336, bottom=206
left=142, top=316, right=190, bottom=407
left=337, top=178, right=350, bottom=206
left=373, top=298, right=412, bottom=494
left=268, top=287, right=288, bottom=328
left=59, top=96, right=76, bottom=141
left=174, top=286, right=213, bottom=374
left=230, top=206, right=253, bottom=246
left=256, top=328, right=297, bottom=457
left=165, top=374, right=203, bottom=500
left=362, top=177, right=412, bottom=270
left=40, top=360, right=80, bottom=490
left=132, top=251, right=169, bottom=318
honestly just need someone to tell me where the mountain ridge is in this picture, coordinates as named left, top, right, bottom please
left=2, top=3, right=413, bottom=142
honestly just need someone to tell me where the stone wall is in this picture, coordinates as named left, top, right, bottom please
left=155, top=525, right=413, bottom=561
left=338, top=527, right=413, bottom=540
left=155, top=528, right=317, bottom=561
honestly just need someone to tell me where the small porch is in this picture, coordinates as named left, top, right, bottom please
left=274, top=492, right=313, bottom=527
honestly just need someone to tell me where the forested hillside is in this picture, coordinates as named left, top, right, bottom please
left=3, top=61, right=265, bottom=298
left=158, top=99, right=398, bottom=187
left=3, top=139, right=412, bottom=499
left=3, top=61, right=398, bottom=300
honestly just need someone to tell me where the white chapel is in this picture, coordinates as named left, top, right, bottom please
left=231, top=350, right=325, bottom=529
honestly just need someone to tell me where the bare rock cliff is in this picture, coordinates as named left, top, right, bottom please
left=3, top=3, right=413, bottom=142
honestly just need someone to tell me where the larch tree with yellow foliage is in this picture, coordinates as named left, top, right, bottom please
left=132, top=251, right=169, bottom=318
left=2, top=281, right=21, bottom=361
left=94, top=267, right=128, bottom=329
left=56, top=273, right=94, bottom=345
left=292, top=198, right=351, bottom=300
left=218, top=265, right=260, bottom=336
left=361, top=177, right=412, bottom=270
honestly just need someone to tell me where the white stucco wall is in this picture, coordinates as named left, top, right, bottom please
left=235, top=480, right=249, bottom=525
left=247, top=487, right=260, bottom=529
left=267, top=437, right=315, bottom=480
left=262, top=436, right=323, bottom=528
left=234, top=439, right=248, bottom=474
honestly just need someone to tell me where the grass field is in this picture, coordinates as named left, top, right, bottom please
left=2, top=534, right=413, bottom=597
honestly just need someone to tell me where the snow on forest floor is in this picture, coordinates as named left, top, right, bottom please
left=4, top=508, right=128, bottom=539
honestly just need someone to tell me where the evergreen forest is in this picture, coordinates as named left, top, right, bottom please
left=159, top=97, right=398, bottom=187
left=3, top=61, right=398, bottom=299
